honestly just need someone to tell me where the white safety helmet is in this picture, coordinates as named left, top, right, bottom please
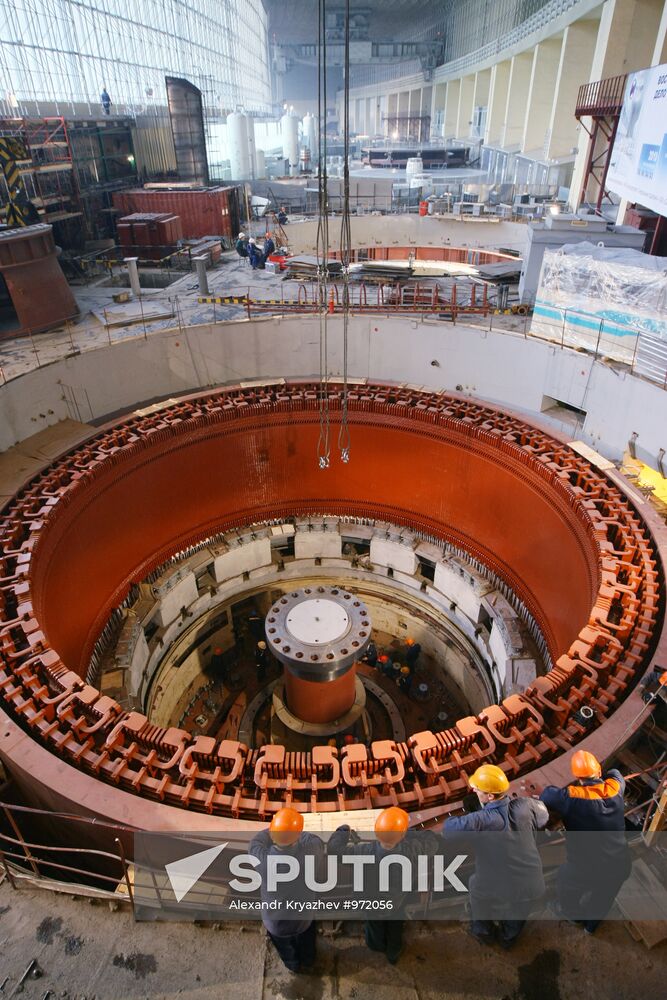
left=238, top=231, right=246, bottom=239
left=248, top=237, right=256, bottom=245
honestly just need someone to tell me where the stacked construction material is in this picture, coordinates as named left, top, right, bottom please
left=113, top=186, right=241, bottom=240
left=117, top=212, right=183, bottom=261
left=283, top=255, right=343, bottom=280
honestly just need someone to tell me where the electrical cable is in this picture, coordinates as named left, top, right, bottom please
left=316, top=0, right=330, bottom=470
left=338, top=0, right=351, bottom=464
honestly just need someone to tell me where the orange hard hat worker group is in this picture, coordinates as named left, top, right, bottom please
left=570, top=749, right=602, bottom=779
left=269, top=806, right=304, bottom=847
left=374, top=806, right=409, bottom=849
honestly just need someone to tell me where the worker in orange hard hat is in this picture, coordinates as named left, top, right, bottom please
left=249, top=807, right=325, bottom=972
left=443, top=764, right=548, bottom=948
left=404, top=637, right=421, bottom=669
left=328, top=806, right=440, bottom=964
left=269, top=806, right=304, bottom=847
left=540, top=749, right=630, bottom=933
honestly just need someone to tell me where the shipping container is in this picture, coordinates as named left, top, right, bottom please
left=112, top=186, right=241, bottom=240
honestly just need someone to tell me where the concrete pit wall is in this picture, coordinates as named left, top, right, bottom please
left=1, top=314, right=666, bottom=475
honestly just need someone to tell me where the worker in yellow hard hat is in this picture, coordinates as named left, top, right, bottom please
left=443, top=764, right=548, bottom=948
left=328, top=805, right=440, bottom=964
left=539, top=749, right=630, bottom=933
left=249, top=807, right=325, bottom=973
left=255, top=639, right=269, bottom=682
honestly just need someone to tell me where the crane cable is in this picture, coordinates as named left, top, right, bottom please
left=337, top=0, right=352, bottom=463
left=316, top=0, right=330, bottom=469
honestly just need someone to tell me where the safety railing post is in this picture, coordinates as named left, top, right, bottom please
left=114, top=837, right=135, bottom=918
left=0, top=846, right=17, bottom=889
left=3, top=806, right=39, bottom=876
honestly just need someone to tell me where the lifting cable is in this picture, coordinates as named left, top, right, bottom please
left=316, top=0, right=331, bottom=469
left=338, top=0, right=352, bottom=463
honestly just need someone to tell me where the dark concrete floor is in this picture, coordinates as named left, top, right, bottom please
left=1, top=879, right=664, bottom=1000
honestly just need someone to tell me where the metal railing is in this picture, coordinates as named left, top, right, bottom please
left=575, top=74, right=627, bottom=117
left=0, top=799, right=135, bottom=911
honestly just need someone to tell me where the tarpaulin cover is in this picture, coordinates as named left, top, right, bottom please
left=530, top=242, right=667, bottom=370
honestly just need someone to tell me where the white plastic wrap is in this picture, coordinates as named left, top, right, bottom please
left=530, top=242, right=667, bottom=367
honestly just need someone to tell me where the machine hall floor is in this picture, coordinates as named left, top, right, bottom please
left=0, top=878, right=665, bottom=1000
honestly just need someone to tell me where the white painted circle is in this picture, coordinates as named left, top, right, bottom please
left=286, top=599, right=350, bottom=645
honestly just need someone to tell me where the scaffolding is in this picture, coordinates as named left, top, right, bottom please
left=0, top=115, right=142, bottom=245
left=0, top=1, right=271, bottom=120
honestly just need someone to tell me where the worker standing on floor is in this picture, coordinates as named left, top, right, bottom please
left=249, top=808, right=325, bottom=973
left=405, top=637, right=421, bottom=670
left=362, top=640, right=378, bottom=668
left=328, top=806, right=439, bottom=965
left=539, top=750, right=631, bottom=934
left=443, top=764, right=548, bottom=949
left=255, top=640, right=269, bottom=682
left=398, top=665, right=413, bottom=695
left=100, top=87, right=112, bottom=115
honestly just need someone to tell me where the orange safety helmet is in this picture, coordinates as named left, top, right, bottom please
left=375, top=806, right=409, bottom=848
left=269, top=807, right=304, bottom=847
left=571, top=749, right=602, bottom=779
left=406, top=637, right=415, bottom=646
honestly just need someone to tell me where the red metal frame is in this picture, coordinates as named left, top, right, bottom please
left=575, top=74, right=627, bottom=212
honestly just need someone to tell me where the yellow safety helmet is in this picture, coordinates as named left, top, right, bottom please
left=468, top=764, right=509, bottom=795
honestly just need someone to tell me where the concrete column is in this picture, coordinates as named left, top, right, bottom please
left=546, top=21, right=597, bottom=160
left=522, top=38, right=563, bottom=156
left=456, top=75, right=475, bottom=138
left=421, top=85, right=433, bottom=138
left=194, top=256, right=209, bottom=295
left=444, top=79, right=460, bottom=138
left=387, top=93, right=398, bottom=135
left=502, top=51, right=534, bottom=148
left=472, top=68, right=491, bottom=140
left=124, top=257, right=141, bottom=299
left=570, top=0, right=664, bottom=208
left=485, top=61, right=510, bottom=145
left=433, top=81, right=447, bottom=137
left=473, top=68, right=491, bottom=108
left=652, top=0, right=667, bottom=64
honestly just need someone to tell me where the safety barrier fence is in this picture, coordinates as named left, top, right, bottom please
left=198, top=279, right=492, bottom=321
